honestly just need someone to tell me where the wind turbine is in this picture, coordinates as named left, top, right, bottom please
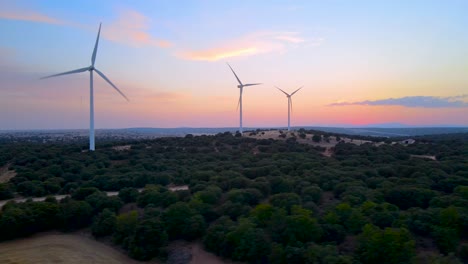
left=41, top=23, right=128, bottom=151
left=227, top=63, right=261, bottom=134
left=276, top=86, right=302, bottom=131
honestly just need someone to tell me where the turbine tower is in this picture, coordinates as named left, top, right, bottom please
left=276, top=86, right=302, bottom=131
left=41, top=23, right=128, bottom=151
left=227, top=63, right=261, bottom=134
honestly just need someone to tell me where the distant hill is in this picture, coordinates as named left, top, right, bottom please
left=123, top=126, right=468, bottom=138
left=1, top=126, right=467, bottom=139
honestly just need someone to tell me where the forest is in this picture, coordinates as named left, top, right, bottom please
left=0, top=130, right=467, bottom=263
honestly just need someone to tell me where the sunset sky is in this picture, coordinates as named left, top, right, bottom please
left=1, top=0, right=467, bottom=129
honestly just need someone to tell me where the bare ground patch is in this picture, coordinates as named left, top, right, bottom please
left=0, top=232, right=147, bottom=264
left=112, top=145, right=132, bottom=151
left=0, top=164, right=16, bottom=183
left=410, top=155, right=437, bottom=161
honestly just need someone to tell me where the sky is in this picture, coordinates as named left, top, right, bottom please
left=1, top=0, right=467, bottom=129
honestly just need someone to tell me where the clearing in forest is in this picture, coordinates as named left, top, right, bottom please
left=0, top=233, right=144, bottom=264
left=0, top=164, right=16, bottom=183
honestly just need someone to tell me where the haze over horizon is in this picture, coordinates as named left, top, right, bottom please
left=1, top=0, right=467, bottom=130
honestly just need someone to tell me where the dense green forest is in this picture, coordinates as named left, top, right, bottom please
left=0, top=130, right=467, bottom=263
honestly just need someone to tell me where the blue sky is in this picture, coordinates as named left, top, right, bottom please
left=0, top=0, right=467, bottom=129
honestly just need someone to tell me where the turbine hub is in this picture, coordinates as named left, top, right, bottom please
left=237, top=85, right=243, bottom=89
left=89, top=66, right=94, bottom=71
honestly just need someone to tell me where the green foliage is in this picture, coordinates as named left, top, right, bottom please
left=312, top=134, right=322, bottom=142
left=1, top=132, right=468, bottom=262
left=225, top=218, right=271, bottom=262
left=203, top=216, right=236, bottom=257
left=283, top=207, right=322, bottom=243
left=129, top=218, right=168, bottom=260
left=0, top=183, right=13, bottom=199
left=0, top=201, right=59, bottom=240
left=113, top=210, right=138, bottom=249
left=137, top=186, right=178, bottom=208
left=118, top=187, right=139, bottom=203
left=72, top=187, right=100, bottom=200
left=357, top=224, right=415, bottom=264
left=92, top=208, right=117, bottom=237
left=162, top=202, right=206, bottom=240
left=57, top=200, right=93, bottom=231
left=193, top=186, right=223, bottom=204
left=270, top=193, right=301, bottom=213
left=432, top=227, right=459, bottom=254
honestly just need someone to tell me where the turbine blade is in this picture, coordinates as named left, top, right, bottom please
left=91, top=23, right=102, bottom=66
left=275, top=86, right=289, bottom=96
left=227, top=63, right=243, bottom=86
left=291, top=86, right=303, bottom=96
left=40, top=67, right=89, bottom=79
left=243, top=83, right=262, bottom=87
left=94, top=68, right=129, bottom=101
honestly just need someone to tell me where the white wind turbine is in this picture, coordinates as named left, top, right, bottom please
left=227, top=63, right=261, bottom=134
left=276, top=86, right=303, bottom=131
left=41, top=23, right=129, bottom=151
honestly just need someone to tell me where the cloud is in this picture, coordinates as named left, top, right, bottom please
left=0, top=4, right=64, bottom=25
left=328, top=95, right=468, bottom=108
left=104, top=10, right=171, bottom=48
left=178, top=31, right=320, bottom=61
left=0, top=3, right=170, bottom=49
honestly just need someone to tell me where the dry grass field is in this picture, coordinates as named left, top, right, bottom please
left=0, top=232, right=234, bottom=264
left=0, top=232, right=145, bottom=264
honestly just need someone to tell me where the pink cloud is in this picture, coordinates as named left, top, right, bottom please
left=0, top=7, right=64, bottom=25
left=104, top=10, right=171, bottom=48
left=178, top=31, right=318, bottom=61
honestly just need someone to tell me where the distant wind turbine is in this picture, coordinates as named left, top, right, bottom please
left=227, top=63, right=261, bottom=134
left=276, top=86, right=303, bottom=131
left=41, top=23, right=129, bottom=151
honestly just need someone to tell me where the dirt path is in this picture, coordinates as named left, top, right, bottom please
left=0, top=232, right=146, bottom=264
left=0, top=185, right=189, bottom=208
left=410, top=155, right=437, bottom=161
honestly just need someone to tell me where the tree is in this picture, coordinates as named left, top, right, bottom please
left=137, top=186, right=178, bottom=208
left=432, top=227, right=459, bottom=255
left=57, top=200, right=93, bottom=231
left=0, top=183, right=13, bottom=200
left=357, top=224, right=415, bottom=264
left=162, top=202, right=206, bottom=240
left=250, top=204, right=275, bottom=227
left=118, top=187, right=139, bottom=203
left=226, top=219, right=271, bottom=262
left=92, top=208, right=116, bottom=237
left=203, top=216, right=236, bottom=257
left=270, top=193, right=301, bottom=214
left=283, top=206, right=322, bottom=243
left=129, top=219, right=168, bottom=260
left=72, top=187, right=100, bottom=200
left=114, top=210, right=138, bottom=249
left=312, top=135, right=321, bottom=143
